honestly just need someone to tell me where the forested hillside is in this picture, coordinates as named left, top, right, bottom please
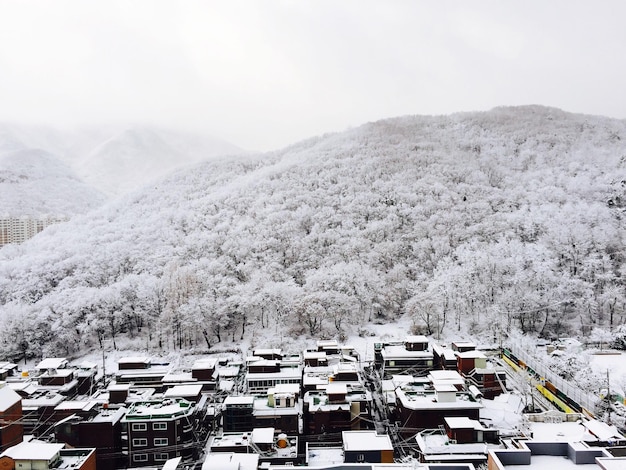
left=0, top=148, right=106, bottom=217
left=1, top=106, right=625, bottom=360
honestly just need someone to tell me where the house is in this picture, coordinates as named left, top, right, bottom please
left=19, top=390, right=66, bottom=436
left=115, top=358, right=171, bottom=387
left=117, top=357, right=151, bottom=370
left=393, top=385, right=482, bottom=436
left=245, top=363, right=302, bottom=394
left=0, top=442, right=96, bottom=470
left=253, top=349, right=283, bottom=361
left=163, top=384, right=204, bottom=403
left=34, top=358, right=69, bottom=373
left=316, top=340, right=340, bottom=355
left=444, top=416, right=499, bottom=444
left=379, top=337, right=434, bottom=377
left=0, top=386, right=22, bottom=452
left=303, top=383, right=372, bottom=434
left=342, top=430, right=394, bottom=463
left=122, top=398, right=198, bottom=467
left=191, top=358, right=218, bottom=390
left=432, top=343, right=457, bottom=370
left=451, top=341, right=476, bottom=353
left=29, top=358, right=79, bottom=397
left=73, top=362, right=99, bottom=396
left=223, top=396, right=255, bottom=432
left=209, top=427, right=299, bottom=466
left=0, top=363, right=19, bottom=381
left=457, top=351, right=506, bottom=399
left=51, top=400, right=98, bottom=423
left=253, top=384, right=301, bottom=433
left=54, top=407, right=126, bottom=470
left=303, top=351, right=328, bottom=367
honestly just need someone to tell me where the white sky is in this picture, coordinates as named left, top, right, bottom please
left=0, top=0, right=625, bottom=151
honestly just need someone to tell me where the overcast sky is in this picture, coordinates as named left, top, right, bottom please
left=1, top=0, right=625, bottom=151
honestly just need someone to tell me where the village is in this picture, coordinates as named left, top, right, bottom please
left=0, top=336, right=624, bottom=470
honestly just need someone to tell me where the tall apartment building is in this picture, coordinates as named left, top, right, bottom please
left=0, top=217, right=67, bottom=246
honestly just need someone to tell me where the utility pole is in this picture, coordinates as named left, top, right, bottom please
left=102, top=346, right=107, bottom=388
left=607, top=369, right=612, bottom=425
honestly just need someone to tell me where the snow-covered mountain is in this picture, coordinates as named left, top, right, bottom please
left=0, top=123, right=244, bottom=201
left=0, top=148, right=106, bottom=217
left=76, top=126, right=244, bottom=195
left=1, top=106, right=625, bottom=360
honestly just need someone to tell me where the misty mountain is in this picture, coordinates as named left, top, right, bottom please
left=1, top=106, right=625, bottom=360
left=75, top=126, right=245, bottom=195
left=0, top=123, right=243, bottom=215
left=0, top=148, right=106, bottom=217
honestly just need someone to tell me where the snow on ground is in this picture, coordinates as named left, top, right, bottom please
left=589, top=351, right=626, bottom=397
left=51, top=316, right=416, bottom=377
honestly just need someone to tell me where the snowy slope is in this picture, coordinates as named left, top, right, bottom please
left=0, top=106, right=625, bottom=361
left=0, top=148, right=106, bottom=217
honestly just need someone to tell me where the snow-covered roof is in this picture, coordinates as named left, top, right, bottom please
left=342, top=430, right=393, bottom=451
left=303, top=351, right=327, bottom=359
left=0, top=386, right=21, bottom=411
left=192, top=358, right=217, bottom=369
left=162, top=457, right=182, bottom=470
left=456, top=350, right=487, bottom=359
left=252, top=427, right=274, bottom=444
left=108, top=383, right=130, bottom=391
left=164, top=384, right=203, bottom=398
left=429, top=370, right=464, bottom=382
left=445, top=416, right=484, bottom=430
left=529, top=421, right=588, bottom=442
left=53, top=400, right=98, bottom=412
left=35, top=358, right=67, bottom=370
left=1, top=442, right=64, bottom=461
left=215, top=365, right=240, bottom=378
left=395, top=388, right=482, bottom=411
left=123, top=398, right=194, bottom=420
left=326, top=382, right=347, bottom=395
left=224, top=396, right=254, bottom=406
left=202, top=452, right=259, bottom=470
left=434, top=384, right=457, bottom=393
left=269, top=383, right=300, bottom=395
left=117, top=356, right=150, bottom=364
left=415, top=432, right=490, bottom=456
left=381, top=344, right=433, bottom=359
left=405, top=335, right=429, bottom=343
left=245, top=368, right=302, bottom=380
left=585, top=419, right=624, bottom=441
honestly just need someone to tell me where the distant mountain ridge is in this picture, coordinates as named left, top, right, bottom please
left=0, top=123, right=244, bottom=224
left=77, top=126, right=244, bottom=195
left=0, top=106, right=625, bottom=360
left=0, top=148, right=106, bottom=217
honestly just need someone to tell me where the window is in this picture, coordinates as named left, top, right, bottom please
left=131, top=423, right=147, bottom=431
left=154, top=438, right=168, bottom=446
left=154, top=453, right=169, bottom=461
left=132, top=438, right=147, bottom=447
left=152, top=422, right=168, bottom=431
left=133, top=454, right=148, bottom=462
